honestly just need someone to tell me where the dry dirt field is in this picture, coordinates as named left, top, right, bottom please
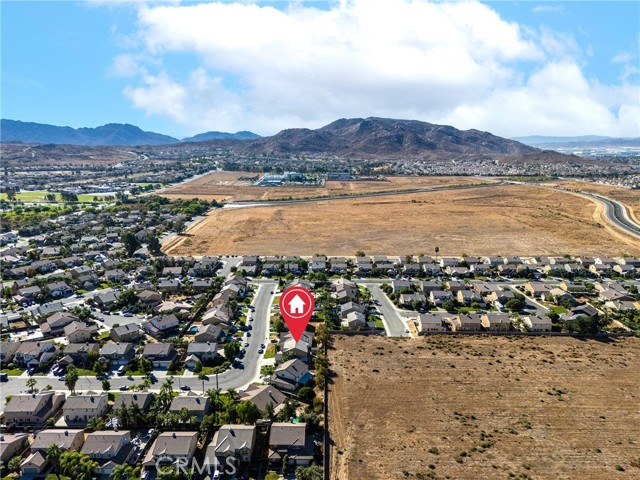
left=161, top=171, right=492, bottom=202
left=328, top=335, right=640, bottom=480
left=163, top=184, right=640, bottom=256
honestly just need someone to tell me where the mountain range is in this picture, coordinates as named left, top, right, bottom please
left=0, top=119, right=260, bottom=146
left=514, top=135, right=640, bottom=149
left=2, top=117, right=578, bottom=163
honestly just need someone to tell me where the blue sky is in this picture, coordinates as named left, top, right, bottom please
left=2, top=1, right=639, bottom=138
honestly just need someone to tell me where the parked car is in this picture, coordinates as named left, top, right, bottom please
left=119, top=385, right=128, bottom=391
left=181, top=385, right=191, bottom=391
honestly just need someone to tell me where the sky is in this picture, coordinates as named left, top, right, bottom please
left=1, top=0, right=639, bottom=139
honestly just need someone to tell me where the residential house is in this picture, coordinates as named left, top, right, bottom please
left=99, top=343, right=135, bottom=366
left=0, top=433, right=29, bottom=463
left=399, top=293, right=427, bottom=307
left=143, top=432, right=198, bottom=470
left=339, top=302, right=366, bottom=319
left=113, top=392, right=155, bottom=411
left=64, top=321, right=96, bottom=343
left=239, top=384, right=287, bottom=414
left=429, top=290, right=454, bottom=306
left=111, top=324, right=143, bottom=343
left=14, top=341, right=58, bottom=368
left=415, top=313, right=446, bottom=333
left=169, top=392, right=211, bottom=421
left=272, top=358, right=313, bottom=391
left=522, top=315, right=552, bottom=332
left=481, top=312, right=512, bottom=331
left=141, top=314, right=180, bottom=338
left=342, top=311, right=367, bottom=329
left=40, top=312, right=79, bottom=337
left=194, top=324, right=226, bottom=343
left=93, top=291, right=117, bottom=309
left=448, top=313, right=483, bottom=332
left=186, top=342, right=219, bottom=363
left=391, top=279, right=412, bottom=293
left=138, top=290, right=163, bottom=308
left=63, top=391, right=109, bottom=426
left=0, top=342, right=20, bottom=365
left=3, top=391, right=65, bottom=427
left=456, top=290, right=483, bottom=306
left=207, top=425, right=256, bottom=467
left=62, top=343, right=99, bottom=368
left=279, top=331, right=314, bottom=362
left=142, top=343, right=178, bottom=368
left=46, top=281, right=73, bottom=298
left=31, top=429, right=85, bottom=453
left=81, top=431, right=134, bottom=476
left=268, top=423, right=314, bottom=467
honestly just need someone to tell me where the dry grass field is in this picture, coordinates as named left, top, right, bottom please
left=163, top=184, right=640, bottom=256
left=544, top=180, right=640, bottom=223
left=328, top=335, right=640, bottom=480
left=161, top=171, right=492, bottom=202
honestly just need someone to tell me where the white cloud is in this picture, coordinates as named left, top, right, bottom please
left=113, top=0, right=639, bottom=137
left=532, top=5, right=564, bottom=14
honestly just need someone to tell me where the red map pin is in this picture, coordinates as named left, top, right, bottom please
left=279, top=286, right=315, bottom=342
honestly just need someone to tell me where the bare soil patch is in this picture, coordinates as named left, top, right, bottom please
left=328, top=335, right=640, bottom=480
left=161, top=172, right=492, bottom=202
left=163, top=184, right=640, bottom=256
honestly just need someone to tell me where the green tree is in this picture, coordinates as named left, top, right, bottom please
left=224, top=341, right=240, bottom=361
left=65, top=365, right=79, bottom=395
left=236, top=400, right=261, bottom=424
left=102, top=379, right=111, bottom=391
left=297, top=387, right=316, bottom=403
left=26, top=377, right=37, bottom=393
left=46, top=443, right=63, bottom=479
left=60, top=451, right=98, bottom=480
left=109, top=464, right=133, bottom=480
left=7, top=456, right=22, bottom=472
left=505, top=295, right=526, bottom=313
left=146, top=235, right=162, bottom=255
left=296, top=464, right=324, bottom=480
left=121, top=232, right=140, bottom=257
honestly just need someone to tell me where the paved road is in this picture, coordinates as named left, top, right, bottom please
left=0, top=281, right=276, bottom=408
left=362, top=283, right=410, bottom=337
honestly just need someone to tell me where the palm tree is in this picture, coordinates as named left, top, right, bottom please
left=46, top=443, right=63, bottom=479
left=26, top=377, right=37, bottom=393
left=86, top=416, right=105, bottom=432
left=65, top=365, right=79, bottom=395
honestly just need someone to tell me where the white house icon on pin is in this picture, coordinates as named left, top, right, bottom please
left=288, top=294, right=306, bottom=314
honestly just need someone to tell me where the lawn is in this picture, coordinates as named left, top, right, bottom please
left=75, top=368, right=97, bottom=376
left=265, top=344, right=277, bottom=359
left=0, top=369, right=24, bottom=376
left=550, top=306, right=569, bottom=315
left=0, top=191, right=113, bottom=203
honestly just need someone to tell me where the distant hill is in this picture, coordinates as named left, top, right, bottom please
left=513, top=135, right=612, bottom=146
left=231, top=117, right=541, bottom=160
left=182, top=130, right=260, bottom=142
left=1, top=119, right=180, bottom=146
left=0, top=119, right=259, bottom=146
left=514, top=135, right=640, bottom=149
